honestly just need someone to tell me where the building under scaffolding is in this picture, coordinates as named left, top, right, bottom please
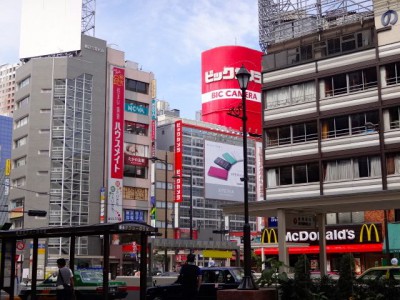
left=258, top=0, right=375, bottom=52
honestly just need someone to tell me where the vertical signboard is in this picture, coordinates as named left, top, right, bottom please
left=107, top=67, right=125, bottom=223
left=174, top=120, right=183, bottom=202
left=201, top=46, right=263, bottom=134
left=100, top=187, right=105, bottom=223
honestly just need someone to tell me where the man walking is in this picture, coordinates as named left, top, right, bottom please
left=56, top=258, right=74, bottom=300
left=178, top=253, right=201, bottom=300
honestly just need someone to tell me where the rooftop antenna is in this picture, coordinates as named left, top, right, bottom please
left=82, top=0, right=96, bottom=36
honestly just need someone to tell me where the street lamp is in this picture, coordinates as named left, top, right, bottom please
left=151, top=152, right=169, bottom=272
left=173, top=169, right=193, bottom=240
left=228, top=65, right=257, bottom=290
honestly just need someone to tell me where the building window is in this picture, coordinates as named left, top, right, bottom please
left=16, top=96, right=29, bottom=110
left=385, top=61, right=400, bottom=85
left=125, top=78, right=149, bottom=94
left=387, top=106, right=400, bottom=129
left=15, top=116, right=29, bottom=129
left=123, top=165, right=147, bottom=178
left=386, top=153, right=400, bottom=175
left=125, top=120, right=149, bottom=136
left=13, top=177, right=26, bottom=187
left=124, top=209, right=146, bottom=222
left=155, top=181, right=174, bottom=190
left=324, top=156, right=381, bottom=181
left=14, top=156, right=27, bottom=168
left=323, top=67, right=377, bottom=97
left=15, top=136, right=27, bottom=148
left=11, top=198, right=24, bottom=209
left=18, top=76, right=30, bottom=89
left=266, top=121, right=317, bottom=147
left=155, top=161, right=173, bottom=171
left=326, top=212, right=364, bottom=224
left=321, top=111, right=379, bottom=139
left=123, top=186, right=148, bottom=200
left=265, top=81, right=315, bottom=109
left=267, top=163, right=319, bottom=187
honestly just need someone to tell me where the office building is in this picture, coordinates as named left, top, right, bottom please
left=0, top=63, right=20, bottom=116
left=156, top=112, right=262, bottom=243
left=0, top=115, right=13, bottom=224
left=249, top=0, right=400, bottom=272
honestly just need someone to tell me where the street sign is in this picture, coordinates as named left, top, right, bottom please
left=16, top=241, right=25, bottom=250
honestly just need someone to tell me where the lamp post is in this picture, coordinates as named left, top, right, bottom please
left=173, top=169, right=193, bottom=240
left=151, top=152, right=169, bottom=272
left=228, top=65, right=257, bottom=290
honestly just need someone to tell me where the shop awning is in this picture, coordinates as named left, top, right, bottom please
left=254, top=243, right=382, bottom=255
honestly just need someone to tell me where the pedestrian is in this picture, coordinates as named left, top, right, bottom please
left=177, top=253, right=201, bottom=300
left=56, top=258, right=74, bottom=300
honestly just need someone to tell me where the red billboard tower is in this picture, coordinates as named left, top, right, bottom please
left=201, top=46, right=263, bottom=134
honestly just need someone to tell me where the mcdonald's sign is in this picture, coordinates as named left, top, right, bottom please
left=359, top=224, right=380, bottom=243
left=261, top=228, right=278, bottom=244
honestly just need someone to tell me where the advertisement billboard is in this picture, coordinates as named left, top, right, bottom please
left=204, top=140, right=244, bottom=202
left=201, top=46, right=263, bottom=134
left=107, top=67, right=124, bottom=223
left=20, top=0, right=82, bottom=59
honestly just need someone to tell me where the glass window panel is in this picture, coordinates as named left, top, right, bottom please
left=305, top=122, right=318, bottom=141
left=294, top=165, right=307, bottom=184
left=307, top=163, right=320, bottom=182
left=364, top=67, right=378, bottom=88
left=332, top=74, right=347, bottom=95
left=279, top=166, right=292, bottom=185
left=335, top=116, right=350, bottom=137
left=267, top=128, right=278, bottom=146
left=349, top=71, right=363, bottom=92
left=358, top=157, right=369, bottom=177
left=279, top=126, right=291, bottom=145
left=338, top=212, right=351, bottom=223
left=292, top=124, right=305, bottom=143
left=327, top=38, right=341, bottom=55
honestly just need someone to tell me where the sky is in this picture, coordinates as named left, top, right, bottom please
left=0, top=0, right=261, bottom=119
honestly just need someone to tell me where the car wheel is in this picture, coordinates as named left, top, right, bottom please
left=25, top=295, right=32, bottom=300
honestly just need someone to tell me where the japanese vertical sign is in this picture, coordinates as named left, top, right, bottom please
left=174, top=120, right=183, bottom=202
left=107, top=66, right=125, bottom=223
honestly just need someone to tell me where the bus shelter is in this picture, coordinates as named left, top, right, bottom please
left=0, top=221, right=158, bottom=300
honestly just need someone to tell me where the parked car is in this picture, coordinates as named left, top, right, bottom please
left=19, top=269, right=128, bottom=300
left=357, top=266, right=400, bottom=282
left=146, top=267, right=246, bottom=300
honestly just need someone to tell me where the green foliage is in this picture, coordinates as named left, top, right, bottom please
left=256, top=257, right=288, bottom=287
left=251, top=251, right=262, bottom=272
left=337, top=254, right=355, bottom=299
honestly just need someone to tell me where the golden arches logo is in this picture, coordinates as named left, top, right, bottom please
left=359, top=224, right=380, bottom=243
left=261, top=228, right=278, bottom=244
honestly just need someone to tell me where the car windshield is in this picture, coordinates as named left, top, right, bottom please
left=230, top=268, right=245, bottom=281
left=79, top=271, right=103, bottom=283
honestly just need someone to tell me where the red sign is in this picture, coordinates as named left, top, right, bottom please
left=16, top=241, right=25, bottom=250
left=111, top=67, right=125, bottom=179
left=124, top=154, right=148, bottom=167
left=201, top=46, right=263, bottom=134
left=174, top=120, right=183, bottom=202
